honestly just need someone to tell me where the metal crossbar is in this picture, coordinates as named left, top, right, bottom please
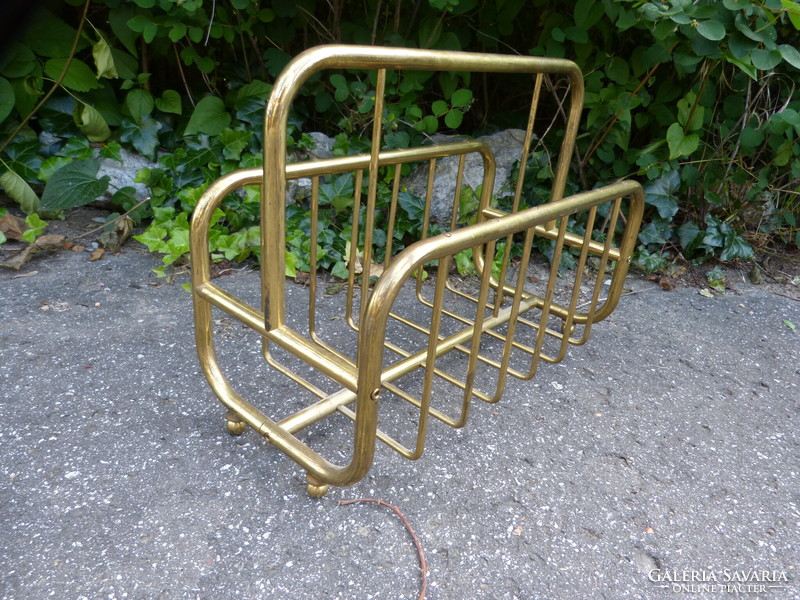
left=189, top=45, right=644, bottom=497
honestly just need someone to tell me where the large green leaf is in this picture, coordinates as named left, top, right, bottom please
left=696, top=20, right=726, bottom=41
left=666, top=123, right=700, bottom=159
left=0, top=168, right=40, bottom=214
left=643, top=170, right=680, bottom=219
left=220, top=129, right=252, bottom=161
left=677, top=91, right=704, bottom=131
left=0, top=77, right=14, bottom=123
left=23, top=10, right=78, bottom=58
left=155, top=90, right=182, bottom=115
left=108, top=5, right=139, bottom=56
left=39, top=159, right=110, bottom=211
left=638, top=222, right=667, bottom=245
left=74, top=102, right=111, bottom=142
left=677, top=221, right=703, bottom=252
left=184, top=96, right=231, bottom=136
left=605, top=57, right=630, bottom=84
left=92, top=35, right=118, bottom=79
left=44, top=58, right=102, bottom=92
left=126, top=88, right=155, bottom=122
left=752, top=48, right=782, bottom=71
left=0, top=43, right=36, bottom=78
left=119, top=117, right=162, bottom=159
left=779, top=44, right=800, bottom=70
left=450, top=88, right=473, bottom=108
left=781, top=0, right=800, bottom=29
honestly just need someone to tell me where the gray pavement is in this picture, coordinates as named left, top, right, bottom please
left=1, top=243, right=798, bottom=600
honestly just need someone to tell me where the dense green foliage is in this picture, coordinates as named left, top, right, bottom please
left=1, top=0, right=798, bottom=274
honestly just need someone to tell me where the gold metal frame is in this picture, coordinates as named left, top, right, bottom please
left=189, top=45, right=644, bottom=497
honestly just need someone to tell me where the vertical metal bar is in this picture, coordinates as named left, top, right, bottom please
left=551, top=204, right=597, bottom=360
left=456, top=238, right=497, bottom=426
left=413, top=254, right=451, bottom=458
left=309, top=176, right=319, bottom=340
left=574, top=197, right=622, bottom=345
left=384, top=163, right=402, bottom=268
left=346, top=170, right=364, bottom=330
left=512, top=72, right=543, bottom=213
left=415, top=158, right=437, bottom=301
left=359, top=68, right=388, bottom=324
left=545, top=72, right=584, bottom=229
left=524, top=215, right=571, bottom=380
left=490, top=225, right=536, bottom=401
left=488, top=75, right=544, bottom=315
left=451, top=154, right=467, bottom=230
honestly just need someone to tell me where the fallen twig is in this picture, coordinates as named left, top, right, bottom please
left=769, top=289, right=800, bottom=303
left=339, top=498, right=428, bottom=600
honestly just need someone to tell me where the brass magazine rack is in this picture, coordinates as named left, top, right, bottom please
left=189, top=45, right=644, bottom=497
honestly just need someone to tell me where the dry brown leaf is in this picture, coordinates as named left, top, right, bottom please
left=89, top=247, right=105, bottom=261
left=98, top=215, right=134, bottom=253
left=0, top=214, right=28, bottom=241
left=0, top=235, right=66, bottom=270
left=71, top=244, right=86, bottom=252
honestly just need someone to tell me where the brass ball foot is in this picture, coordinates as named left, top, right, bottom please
left=225, top=410, right=247, bottom=436
left=306, top=474, right=330, bottom=499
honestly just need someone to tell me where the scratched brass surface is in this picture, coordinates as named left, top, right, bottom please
left=189, top=45, right=644, bottom=497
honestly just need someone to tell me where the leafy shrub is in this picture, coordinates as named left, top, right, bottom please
left=1, top=0, right=798, bottom=277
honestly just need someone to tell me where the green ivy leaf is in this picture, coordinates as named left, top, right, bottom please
left=184, top=96, right=231, bottom=136
left=666, top=122, right=700, bottom=159
left=0, top=77, right=14, bottom=123
left=0, top=168, right=40, bottom=214
left=133, top=224, right=168, bottom=253
left=677, top=220, right=703, bottom=252
left=220, top=129, right=252, bottom=161
left=696, top=20, right=726, bottom=41
left=21, top=214, right=48, bottom=243
left=719, top=233, right=753, bottom=261
left=284, top=250, right=297, bottom=278
left=638, top=222, right=667, bottom=245
left=643, top=170, right=680, bottom=219
left=44, top=58, right=102, bottom=92
left=40, top=159, right=110, bottom=211
left=319, top=174, right=354, bottom=211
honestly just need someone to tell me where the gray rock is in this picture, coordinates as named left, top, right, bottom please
left=286, top=132, right=336, bottom=204
left=97, top=147, right=157, bottom=201
left=404, top=129, right=528, bottom=222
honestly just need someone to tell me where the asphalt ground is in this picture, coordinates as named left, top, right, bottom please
left=1, top=241, right=798, bottom=600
